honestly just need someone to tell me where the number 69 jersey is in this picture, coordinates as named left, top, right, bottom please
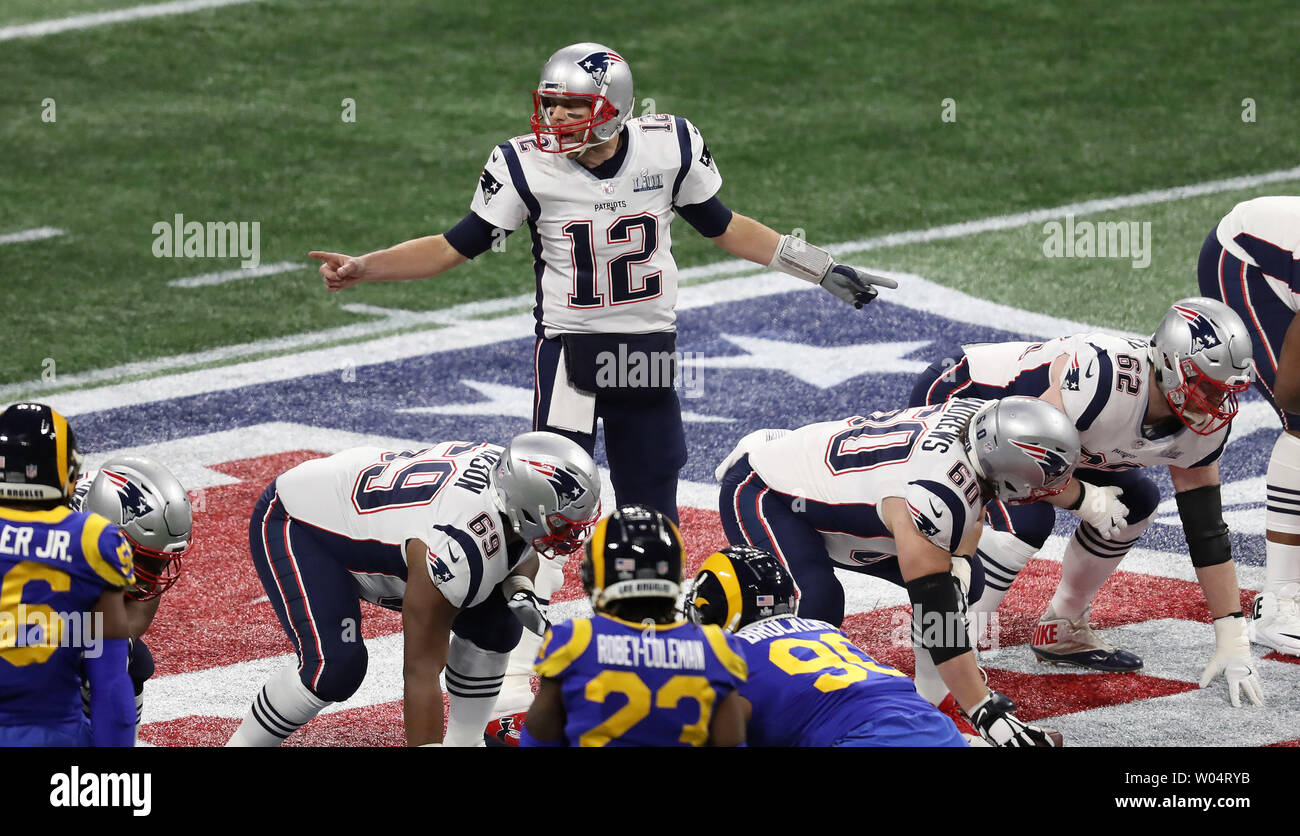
left=745, top=399, right=988, bottom=568
left=272, top=441, right=520, bottom=610
left=470, top=114, right=722, bottom=339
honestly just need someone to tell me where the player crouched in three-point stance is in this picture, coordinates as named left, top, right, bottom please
left=310, top=42, right=897, bottom=527
left=911, top=298, right=1264, bottom=707
left=0, top=403, right=137, bottom=747
left=72, top=456, right=193, bottom=740
left=1199, top=196, right=1300, bottom=657
left=686, top=545, right=968, bottom=747
left=716, top=397, right=1077, bottom=746
left=226, top=431, right=600, bottom=747
left=521, top=505, right=749, bottom=747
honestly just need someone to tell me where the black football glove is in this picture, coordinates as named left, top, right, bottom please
left=507, top=588, right=550, bottom=636
left=821, top=264, right=898, bottom=309
left=969, top=691, right=1063, bottom=747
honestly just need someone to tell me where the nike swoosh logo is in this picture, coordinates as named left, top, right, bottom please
left=929, top=498, right=945, bottom=519
left=1085, top=360, right=1097, bottom=379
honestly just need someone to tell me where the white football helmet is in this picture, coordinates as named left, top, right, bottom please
left=966, top=397, right=1081, bottom=504
left=492, top=432, right=601, bottom=557
left=530, top=42, right=634, bottom=156
left=80, top=455, right=192, bottom=600
left=1149, top=297, right=1255, bottom=435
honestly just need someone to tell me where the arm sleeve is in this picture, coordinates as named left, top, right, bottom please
left=443, top=211, right=506, bottom=259
left=469, top=145, right=530, bottom=232
left=672, top=117, right=723, bottom=208
left=676, top=195, right=733, bottom=238
left=86, top=638, right=135, bottom=747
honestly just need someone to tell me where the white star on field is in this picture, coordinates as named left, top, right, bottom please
left=396, top=379, right=733, bottom=423
left=691, top=335, right=932, bottom=389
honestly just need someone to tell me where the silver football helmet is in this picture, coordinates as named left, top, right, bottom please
left=530, top=42, right=633, bottom=156
left=492, top=432, right=601, bottom=557
left=966, top=397, right=1081, bottom=504
left=1150, top=297, right=1255, bottom=435
left=81, top=455, right=192, bottom=600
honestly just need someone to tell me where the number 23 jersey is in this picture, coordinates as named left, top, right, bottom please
left=470, top=114, right=722, bottom=338
left=531, top=614, right=748, bottom=747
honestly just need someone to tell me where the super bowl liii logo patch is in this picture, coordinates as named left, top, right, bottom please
left=632, top=171, right=663, bottom=192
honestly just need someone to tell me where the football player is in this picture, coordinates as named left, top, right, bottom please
left=1198, top=196, right=1300, bottom=657
left=310, top=42, right=897, bottom=527
left=521, top=504, right=749, bottom=747
left=225, top=431, right=600, bottom=747
left=72, top=456, right=193, bottom=738
left=715, top=396, right=1077, bottom=746
left=909, top=297, right=1263, bottom=708
left=686, top=545, right=968, bottom=747
left=0, top=403, right=136, bottom=747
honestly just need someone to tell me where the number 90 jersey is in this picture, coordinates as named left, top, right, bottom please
left=531, top=613, right=748, bottom=747
left=745, top=399, right=988, bottom=567
left=273, top=442, right=515, bottom=610
left=470, top=114, right=722, bottom=338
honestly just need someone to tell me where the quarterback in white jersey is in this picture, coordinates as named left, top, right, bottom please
left=717, top=397, right=1080, bottom=746
left=226, top=432, right=600, bottom=747
left=1200, top=196, right=1300, bottom=657
left=308, top=41, right=897, bottom=536
left=909, top=298, right=1265, bottom=708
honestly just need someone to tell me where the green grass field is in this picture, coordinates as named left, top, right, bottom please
left=3, top=0, right=1298, bottom=390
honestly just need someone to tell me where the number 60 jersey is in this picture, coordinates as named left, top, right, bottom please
left=272, top=442, right=521, bottom=610
left=470, top=114, right=722, bottom=338
left=745, top=399, right=989, bottom=568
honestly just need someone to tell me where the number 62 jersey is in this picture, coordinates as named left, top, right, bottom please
left=271, top=441, right=524, bottom=611
left=744, top=399, right=989, bottom=568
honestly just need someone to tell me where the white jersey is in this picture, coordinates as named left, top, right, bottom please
left=470, top=114, right=722, bottom=338
left=962, top=334, right=1228, bottom=470
left=1215, top=196, right=1300, bottom=311
left=274, top=442, right=521, bottom=610
left=745, top=400, right=987, bottom=568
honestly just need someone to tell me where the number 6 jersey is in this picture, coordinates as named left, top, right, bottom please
left=470, top=114, right=722, bottom=338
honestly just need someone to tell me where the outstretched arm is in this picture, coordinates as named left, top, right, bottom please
left=311, top=234, right=468, bottom=292
left=402, top=538, right=460, bottom=745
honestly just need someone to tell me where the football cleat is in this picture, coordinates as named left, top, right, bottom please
left=484, top=712, right=528, bottom=748
left=1249, top=585, right=1300, bottom=656
left=1031, top=606, right=1143, bottom=672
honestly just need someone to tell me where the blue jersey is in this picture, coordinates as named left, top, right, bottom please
left=734, top=616, right=941, bottom=747
left=0, top=506, right=134, bottom=726
left=530, top=614, right=748, bottom=747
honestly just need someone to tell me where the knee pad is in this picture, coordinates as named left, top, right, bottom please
left=306, top=642, right=368, bottom=703
left=1267, top=433, right=1300, bottom=535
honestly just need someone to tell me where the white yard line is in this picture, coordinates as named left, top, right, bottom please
left=6, top=165, right=1296, bottom=405
left=167, top=261, right=305, bottom=288
left=0, top=227, right=64, bottom=245
left=0, top=0, right=260, bottom=41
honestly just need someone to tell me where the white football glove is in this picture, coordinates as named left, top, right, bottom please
left=820, top=264, right=899, bottom=309
left=503, top=576, right=550, bottom=636
left=1069, top=482, right=1128, bottom=540
left=969, top=691, right=1063, bottom=747
left=1199, top=614, right=1264, bottom=708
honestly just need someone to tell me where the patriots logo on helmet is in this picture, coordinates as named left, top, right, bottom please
left=575, top=51, right=623, bottom=86
left=479, top=169, right=503, bottom=205
left=907, top=501, right=941, bottom=538
left=105, top=470, right=153, bottom=524
left=1010, top=440, right=1072, bottom=483
left=1175, top=305, right=1223, bottom=354
left=521, top=458, right=587, bottom=507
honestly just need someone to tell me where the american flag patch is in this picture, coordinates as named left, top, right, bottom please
left=616, top=558, right=636, bottom=571
left=756, top=594, right=774, bottom=607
